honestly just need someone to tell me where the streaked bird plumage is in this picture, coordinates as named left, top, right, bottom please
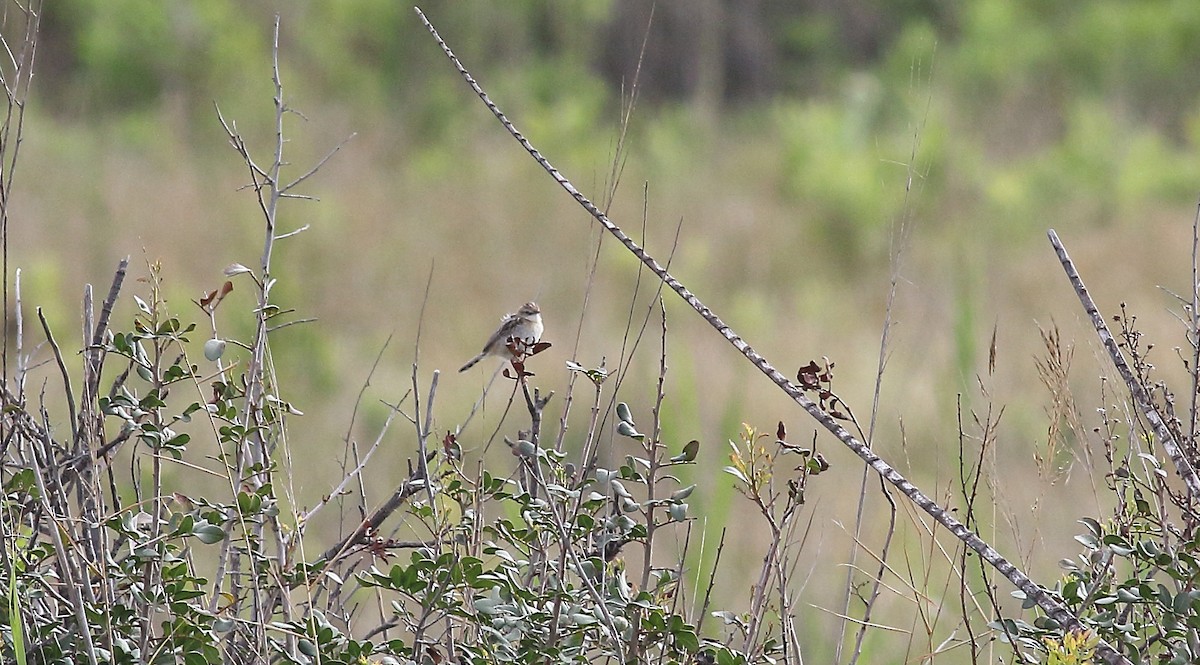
left=459, top=302, right=544, bottom=372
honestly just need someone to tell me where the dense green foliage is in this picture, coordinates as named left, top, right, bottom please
left=25, top=0, right=1200, bottom=275
left=37, top=1, right=1200, bottom=122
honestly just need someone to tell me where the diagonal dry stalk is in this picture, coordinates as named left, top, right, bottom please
left=414, top=7, right=1131, bottom=664
left=1048, top=228, right=1200, bottom=500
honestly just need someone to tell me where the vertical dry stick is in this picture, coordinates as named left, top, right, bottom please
left=1048, top=229, right=1200, bottom=499
left=77, top=284, right=102, bottom=566
left=622, top=298, right=669, bottom=664
left=80, top=258, right=129, bottom=450
left=0, top=1, right=39, bottom=386
left=79, top=258, right=128, bottom=457
left=90, top=258, right=129, bottom=351
left=212, top=34, right=288, bottom=649
left=209, top=36, right=350, bottom=622
left=240, top=17, right=288, bottom=484
left=28, top=437, right=98, bottom=665
left=140, top=271, right=170, bottom=660
left=1189, top=200, right=1200, bottom=443
left=80, top=284, right=92, bottom=446
left=12, top=268, right=21, bottom=386
left=209, top=17, right=348, bottom=658
left=641, top=297, right=669, bottom=593
left=844, top=105, right=925, bottom=665
left=414, top=8, right=1130, bottom=664
left=412, top=262, right=439, bottom=516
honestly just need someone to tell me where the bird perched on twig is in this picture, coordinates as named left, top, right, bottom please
left=459, top=302, right=544, bottom=372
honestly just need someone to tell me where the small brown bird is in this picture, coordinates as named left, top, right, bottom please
left=459, top=302, right=544, bottom=372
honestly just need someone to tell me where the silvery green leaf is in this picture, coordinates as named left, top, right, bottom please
left=616, top=421, right=641, bottom=439
left=670, top=484, right=696, bottom=501
left=616, top=402, right=634, bottom=424
left=517, top=440, right=537, bottom=457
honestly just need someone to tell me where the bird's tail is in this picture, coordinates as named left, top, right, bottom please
left=459, top=353, right=486, bottom=373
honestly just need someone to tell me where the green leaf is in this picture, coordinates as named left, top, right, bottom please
left=164, top=432, right=191, bottom=449
left=192, top=523, right=226, bottom=544
left=671, top=484, right=696, bottom=501
left=1116, top=588, right=1140, bottom=603
left=616, top=402, right=634, bottom=424
left=669, top=503, right=688, bottom=522
left=616, top=421, right=642, bottom=439
left=237, top=491, right=262, bottom=515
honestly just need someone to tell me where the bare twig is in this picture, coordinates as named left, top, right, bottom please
left=1190, top=198, right=1200, bottom=444
left=412, top=262, right=438, bottom=514
left=282, top=134, right=356, bottom=194
left=90, top=257, right=129, bottom=350
left=36, top=307, right=78, bottom=448
left=316, top=453, right=432, bottom=568
left=693, top=528, right=727, bottom=636
left=337, top=334, right=399, bottom=537
left=207, top=16, right=348, bottom=657
left=302, top=398, right=404, bottom=525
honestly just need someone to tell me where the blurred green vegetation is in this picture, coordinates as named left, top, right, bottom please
left=31, top=1, right=1200, bottom=252
left=12, top=0, right=1200, bottom=659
